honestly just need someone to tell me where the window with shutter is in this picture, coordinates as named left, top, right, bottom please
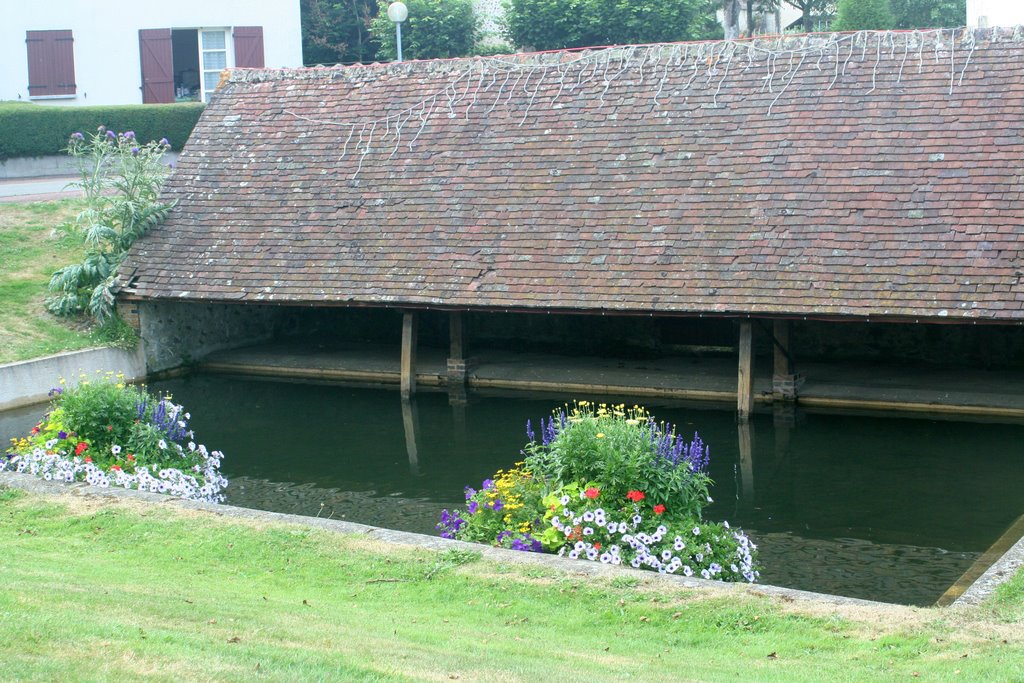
left=233, top=27, right=265, bottom=69
left=26, top=30, right=76, bottom=98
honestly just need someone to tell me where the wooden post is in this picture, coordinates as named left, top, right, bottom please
left=400, top=311, right=418, bottom=399
left=737, top=320, right=754, bottom=420
left=449, top=312, right=464, bottom=361
left=773, top=319, right=790, bottom=377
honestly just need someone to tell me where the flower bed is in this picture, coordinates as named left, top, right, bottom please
left=439, top=401, right=758, bottom=582
left=3, top=373, right=226, bottom=503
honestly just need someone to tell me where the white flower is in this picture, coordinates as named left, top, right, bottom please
left=606, top=522, right=618, bottom=533
left=701, top=569, right=711, bottom=579
left=111, top=445, right=121, bottom=455
left=692, top=526, right=701, bottom=536
left=583, top=527, right=594, bottom=536
left=158, top=439, right=167, bottom=450
left=723, top=521, right=730, bottom=529
left=582, top=511, right=595, bottom=522
left=559, top=495, right=570, bottom=505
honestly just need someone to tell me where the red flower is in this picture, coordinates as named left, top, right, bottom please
left=653, top=504, right=666, bottom=515
left=106, top=425, right=113, bottom=432
left=126, top=454, right=135, bottom=462
left=584, top=487, right=600, bottom=499
left=31, top=425, right=40, bottom=435
left=75, top=442, right=88, bottom=456
left=626, top=490, right=646, bottom=502
left=593, top=542, right=601, bottom=551
left=84, top=456, right=92, bottom=463
left=110, top=465, right=121, bottom=471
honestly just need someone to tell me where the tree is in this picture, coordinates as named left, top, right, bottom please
left=370, top=0, right=477, bottom=60
left=832, top=0, right=895, bottom=31
left=890, top=0, right=966, bottom=28
left=505, top=0, right=721, bottom=52
left=780, top=0, right=836, bottom=33
left=301, top=0, right=379, bottom=65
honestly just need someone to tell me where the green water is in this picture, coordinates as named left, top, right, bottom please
left=11, top=372, right=1023, bottom=606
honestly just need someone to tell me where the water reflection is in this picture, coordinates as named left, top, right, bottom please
left=5, top=373, right=1023, bottom=606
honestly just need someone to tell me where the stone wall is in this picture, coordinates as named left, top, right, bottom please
left=138, top=300, right=283, bottom=373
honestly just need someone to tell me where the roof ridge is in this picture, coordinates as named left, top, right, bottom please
left=227, top=25, right=1024, bottom=84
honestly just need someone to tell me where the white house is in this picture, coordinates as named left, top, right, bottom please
left=0, top=0, right=302, bottom=106
left=967, top=0, right=1024, bottom=27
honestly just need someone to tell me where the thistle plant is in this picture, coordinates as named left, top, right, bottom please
left=46, top=128, right=174, bottom=322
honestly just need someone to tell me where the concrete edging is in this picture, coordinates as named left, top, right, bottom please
left=0, top=346, right=146, bottom=412
left=0, top=469, right=901, bottom=609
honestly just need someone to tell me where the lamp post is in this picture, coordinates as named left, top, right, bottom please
left=387, top=1, right=408, bottom=62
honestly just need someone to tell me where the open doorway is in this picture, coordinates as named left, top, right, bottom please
left=171, top=29, right=200, bottom=101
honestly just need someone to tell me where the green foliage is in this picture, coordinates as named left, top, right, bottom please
left=504, top=0, right=721, bottom=52
left=524, top=402, right=710, bottom=517
left=6, top=374, right=226, bottom=500
left=781, top=0, right=837, bottom=32
left=832, top=0, right=895, bottom=31
left=890, top=0, right=965, bottom=28
left=46, top=128, right=173, bottom=323
left=0, top=101, right=202, bottom=160
left=370, top=0, right=478, bottom=61
left=301, top=0, right=380, bottom=64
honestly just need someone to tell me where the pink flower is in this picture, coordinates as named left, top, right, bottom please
left=584, top=487, right=600, bottom=500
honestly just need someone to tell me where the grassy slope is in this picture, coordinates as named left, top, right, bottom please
left=0, top=200, right=102, bottom=363
left=0, top=488, right=1021, bottom=682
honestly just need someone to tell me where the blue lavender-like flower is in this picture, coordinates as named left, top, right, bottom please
left=525, top=419, right=535, bottom=443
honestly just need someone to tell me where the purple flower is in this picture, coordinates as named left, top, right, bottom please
left=105, top=130, right=116, bottom=139
left=57, top=431, right=68, bottom=440
left=464, top=486, right=476, bottom=500
left=70, top=132, right=84, bottom=140
left=467, top=500, right=479, bottom=515
left=481, top=478, right=495, bottom=490
left=159, top=137, right=170, bottom=145
left=491, top=499, right=504, bottom=512
left=123, top=131, right=135, bottom=140
left=131, top=147, right=140, bottom=156
left=47, top=387, right=63, bottom=397
left=525, top=419, right=535, bottom=442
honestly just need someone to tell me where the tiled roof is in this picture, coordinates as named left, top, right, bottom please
left=121, top=28, right=1024, bottom=322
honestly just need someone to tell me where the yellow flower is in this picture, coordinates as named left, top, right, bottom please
left=596, top=433, right=605, bottom=439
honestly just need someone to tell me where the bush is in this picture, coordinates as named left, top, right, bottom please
left=504, top=0, right=721, bottom=52
left=438, top=402, right=759, bottom=582
left=832, top=0, right=896, bottom=31
left=2, top=373, right=227, bottom=503
left=369, top=0, right=477, bottom=61
left=0, top=101, right=203, bottom=160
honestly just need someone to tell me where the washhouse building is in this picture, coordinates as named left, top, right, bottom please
left=117, top=27, right=1024, bottom=420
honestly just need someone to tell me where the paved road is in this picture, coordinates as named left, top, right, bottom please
left=0, top=175, right=82, bottom=203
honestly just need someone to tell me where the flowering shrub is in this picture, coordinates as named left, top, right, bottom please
left=544, top=484, right=758, bottom=581
left=438, top=402, right=759, bottom=582
left=2, top=373, right=226, bottom=503
left=438, top=465, right=548, bottom=552
left=524, top=401, right=712, bottom=519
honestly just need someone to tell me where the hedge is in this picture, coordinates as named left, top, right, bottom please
left=0, top=101, right=205, bottom=160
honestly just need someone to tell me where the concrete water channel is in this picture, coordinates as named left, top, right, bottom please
left=3, top=346, right=1023, bottom=607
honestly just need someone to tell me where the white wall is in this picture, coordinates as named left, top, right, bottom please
left=0, top=0, right=302, bottom=106
left=967, top=0, right=1024, bottom=27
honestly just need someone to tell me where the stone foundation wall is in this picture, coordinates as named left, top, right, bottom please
left=138, top=300, right=283, bottom=373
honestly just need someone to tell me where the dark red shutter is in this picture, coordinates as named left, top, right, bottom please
left=26, top=30, right=76, bottom=96
left=233, top=26, right=265, bottom=68
left=139, top=28, right=174, bottom=104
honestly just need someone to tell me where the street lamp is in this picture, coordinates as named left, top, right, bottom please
left=387, top=1, right=408, bottom=62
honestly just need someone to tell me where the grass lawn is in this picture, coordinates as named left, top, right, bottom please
left=1, top=487, right=1022, bottom=682
left=0, top=199, right=110, bottom=364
